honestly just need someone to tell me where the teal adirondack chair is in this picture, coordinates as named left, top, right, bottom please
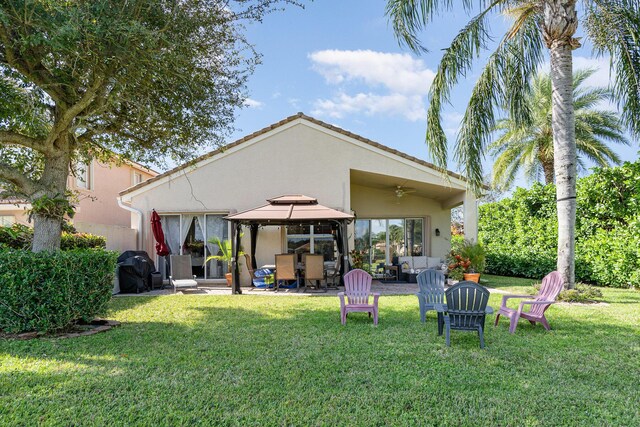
left=416, top=270, right=446, bottom=332
left=443, top=281, right=491, bottom=349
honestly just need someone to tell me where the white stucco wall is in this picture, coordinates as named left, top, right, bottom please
left=123, top=118, right=474, bottom=283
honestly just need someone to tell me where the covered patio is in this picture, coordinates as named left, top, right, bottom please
left=225, top=195, right=354, bottom=294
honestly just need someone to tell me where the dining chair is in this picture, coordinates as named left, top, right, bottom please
left=303, top=254, right=325, bottom=292
left=275, top=253, right=297, bottom=291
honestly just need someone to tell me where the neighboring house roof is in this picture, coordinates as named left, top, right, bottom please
left=120, top=112, right=471, bottom=197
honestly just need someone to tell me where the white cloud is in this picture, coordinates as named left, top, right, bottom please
left=309, top=49, right=435, bottom=121
left=243, top=98, right=263, bottom=109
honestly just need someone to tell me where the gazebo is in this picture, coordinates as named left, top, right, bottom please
left=224, top=195, right=354, bottom=294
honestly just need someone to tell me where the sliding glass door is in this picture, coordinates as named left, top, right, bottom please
left=354, top=218, right=424, bottom=270
left=159, top=213, right=228, bottom=280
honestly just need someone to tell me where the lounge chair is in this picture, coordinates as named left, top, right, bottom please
left=169, top=255, right=198, bottom=293
left=494, top=271, right=563, bottom=333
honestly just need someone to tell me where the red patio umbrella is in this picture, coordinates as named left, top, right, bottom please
left=151, top=209, right=170, bottom=256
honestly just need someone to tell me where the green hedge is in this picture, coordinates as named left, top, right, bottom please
left=0, top=224, right=106, bottom=250
left=0, top=249, right=118, bottom=333
left=479, top=161, right=640, bottom=288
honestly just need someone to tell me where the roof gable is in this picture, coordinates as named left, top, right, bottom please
left=120, top=112, right=468, bottom=198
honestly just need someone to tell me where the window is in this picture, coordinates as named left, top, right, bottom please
left=286, top=223, right=335, bottom=261
left=76, top=162, right=91, bottom=189
left=132, top=172, right=143, bottom=185
left=0, top=215, right=15, bottom=226
left=354, top=218, right=424, bottom=269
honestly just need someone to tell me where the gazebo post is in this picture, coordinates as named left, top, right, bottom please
left=231, top=221, right=242, bottom=294
left=340, top=220, right=350, bottom=282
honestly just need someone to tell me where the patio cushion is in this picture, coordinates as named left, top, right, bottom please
left=398, top=256, right=413, bottom=272
left=427, top=257, right=442, bottom=268
left=173, top=279, right=198, bottom=288
left=413, top=256, right=428, bottom=270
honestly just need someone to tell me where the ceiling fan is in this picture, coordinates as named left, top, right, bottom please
left=392, top=185, right=416, bottom=203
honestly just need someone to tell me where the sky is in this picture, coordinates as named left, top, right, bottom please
left=222, top=0, right=639, bottom=186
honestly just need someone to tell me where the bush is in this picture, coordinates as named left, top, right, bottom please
left=479, top=161, right=640, bottom=288
left=61, top=232, right=106, bottom=250
left=0, top=224, right=105, bottom=250
left=0, top=249, right=118, bottom=333
left=533, top=282, right=604, bottom=303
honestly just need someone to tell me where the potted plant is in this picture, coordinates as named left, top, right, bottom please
left=459, top=240, right=486, bottom=283
left=206, top=236, right=242, bottom=286
left=447, top=253, right=470, bottom=283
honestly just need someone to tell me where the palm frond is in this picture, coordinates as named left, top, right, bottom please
left=455, top=12, right=543, bottom=192
left=385, top=0, right=491, bottom=53
left=586, top=0, right=640, bottom=139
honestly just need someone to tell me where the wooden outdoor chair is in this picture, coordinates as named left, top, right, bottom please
left=338, top=269, right=379, bottom=325
left=275, top=253, right=297, bottom=291
left=495, top=271, right=564, bottom=333
left=303, top=254, right=326, bottom=292
left=169, top=255, right=198, bottom=293
left=416, top=269, right=446, bottom=333
left=443, top=281, right=491, bottom=348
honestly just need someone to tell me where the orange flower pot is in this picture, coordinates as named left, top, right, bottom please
left=463, top=273, right=481, bottom=283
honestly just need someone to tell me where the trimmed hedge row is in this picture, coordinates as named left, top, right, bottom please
left=0, top=249, right=118, bottom=333
left=479, top=161, right=640, bottom=288
left=0, top=224, right=106, bottom=250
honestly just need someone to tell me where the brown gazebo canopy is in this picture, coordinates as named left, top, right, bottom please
left=225, top=195, right=354, bottom=294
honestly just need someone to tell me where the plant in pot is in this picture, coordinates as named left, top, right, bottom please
left=447, top=252, right=470, bottom=283
left=459, top=240, right=486, bottom=283
left=206, top=236, right=242, bottom=286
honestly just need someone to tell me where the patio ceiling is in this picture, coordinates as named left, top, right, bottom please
left=350, top=170, right=465, bottom=202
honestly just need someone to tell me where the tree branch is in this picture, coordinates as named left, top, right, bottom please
left=46, top=76, right=106, bottom=147
left=0, top=26, right=68, bottom=105
left=0, top=163, right=42, bottom=196
left=0, top=131, right=50, bottom=154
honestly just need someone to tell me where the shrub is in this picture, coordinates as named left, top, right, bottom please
left=0, top=249, right=118, bottom=333
left=533, top=282, right=604, bottom=303
left=479, top=161, right=640, bottom=288
left=61, top=232, right=106, bottom=250
left=0, top=224, right=105, bottom=250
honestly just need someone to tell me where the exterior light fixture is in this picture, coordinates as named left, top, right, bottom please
left=435, top=228, right=440, bottom=236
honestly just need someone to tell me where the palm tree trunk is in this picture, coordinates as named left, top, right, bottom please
left=544, top=0, right=578, bottom=289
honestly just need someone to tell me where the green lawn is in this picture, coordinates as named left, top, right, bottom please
left=1, top=278, right=639, bottom=426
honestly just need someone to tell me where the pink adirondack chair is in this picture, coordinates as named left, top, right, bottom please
left=495, top=271, right=564, bottom=333
left=338, top=269, right=379, bottom=325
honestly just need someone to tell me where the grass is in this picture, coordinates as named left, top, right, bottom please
left=1, top=277, right=639, bottom=426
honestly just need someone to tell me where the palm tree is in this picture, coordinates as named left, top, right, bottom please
left=386, top=0, right=640, bottom=289
left=491, top=68, right=629, bottom=189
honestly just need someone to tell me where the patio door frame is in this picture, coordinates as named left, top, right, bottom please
left=157, top=212, right=230, bottom=281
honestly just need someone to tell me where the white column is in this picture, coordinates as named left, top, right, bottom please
left=463, top=191, right=478, bottom=242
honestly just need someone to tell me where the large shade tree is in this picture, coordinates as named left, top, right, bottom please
left=491, top=68, right=629, bottom=189
left=386, top=0, right=640, bottom=288
left=0, top=0, right=292, bottom=252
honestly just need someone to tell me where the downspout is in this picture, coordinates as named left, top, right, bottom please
left=117, top=197, right=143, bottom=250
